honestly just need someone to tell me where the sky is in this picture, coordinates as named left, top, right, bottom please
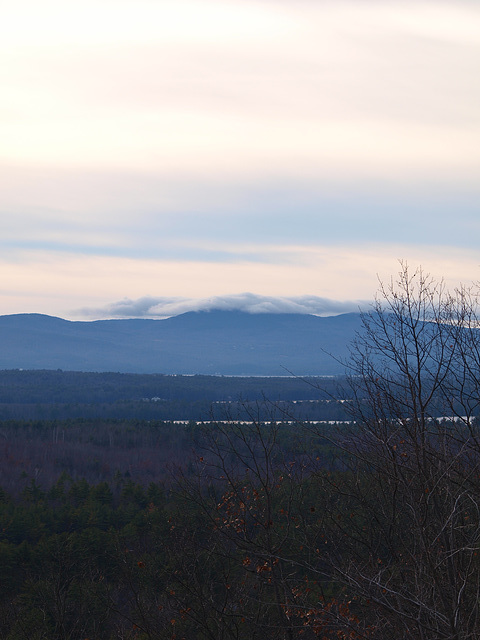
left=1, top=0, right=479, bottom=319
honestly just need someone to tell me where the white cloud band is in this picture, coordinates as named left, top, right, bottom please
left=80, top=293, right=366, bottom=319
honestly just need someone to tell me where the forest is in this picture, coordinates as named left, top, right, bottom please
left=0, top=370, right=349, bottom=422
left=2, top=266, right=480, bottom=639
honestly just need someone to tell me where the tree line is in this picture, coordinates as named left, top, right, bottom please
left=0, top=371, right=349, bottom=422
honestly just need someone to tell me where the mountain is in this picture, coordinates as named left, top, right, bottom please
left=0, top=310, right=362, bottom=375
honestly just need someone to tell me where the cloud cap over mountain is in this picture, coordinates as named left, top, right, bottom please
left=79, top=293, right=367, bottom=319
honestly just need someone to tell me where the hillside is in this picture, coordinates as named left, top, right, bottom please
left=0, top=310, right=362, bottom=375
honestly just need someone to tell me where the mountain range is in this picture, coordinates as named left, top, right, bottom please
left=0, top=310, right=363, bottom=375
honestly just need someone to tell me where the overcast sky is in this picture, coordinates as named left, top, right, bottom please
left=2, top=0, right=479, bottom=319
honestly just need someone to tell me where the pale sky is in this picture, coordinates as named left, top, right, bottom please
left=1, top=0, right=479, bottom=318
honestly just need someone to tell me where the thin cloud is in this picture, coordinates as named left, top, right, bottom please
left=79, top=293, right=367, bottom=319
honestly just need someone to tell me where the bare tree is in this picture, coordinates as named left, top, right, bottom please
left=312, top=264, right=480, bottom=640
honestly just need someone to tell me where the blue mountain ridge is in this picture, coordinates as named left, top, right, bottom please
left=0, top=310, right=363, bottom=375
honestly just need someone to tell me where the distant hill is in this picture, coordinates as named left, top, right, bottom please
left=0, top=310, right=363, bottom=375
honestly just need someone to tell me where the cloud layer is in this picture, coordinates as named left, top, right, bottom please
left=80, top=293, right=366, bottom=319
